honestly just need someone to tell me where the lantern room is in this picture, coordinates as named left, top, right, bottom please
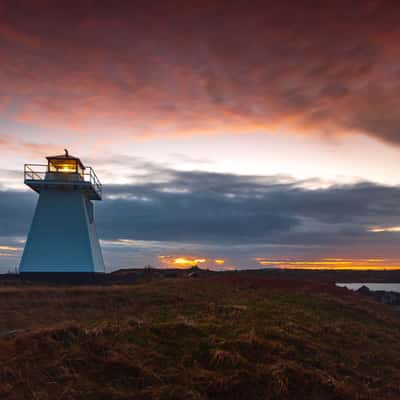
left=47, top=149, right=85, bottom=177
left=24, top=149, right=102, bottom=200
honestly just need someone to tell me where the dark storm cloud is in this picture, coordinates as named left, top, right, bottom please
left=0, top=190, right=36, bottom=237
left=1, top=0, right=400, bottom=144
left=96, top=169, right=400, bottom=245
left=2, top=164, right=399, bottom=249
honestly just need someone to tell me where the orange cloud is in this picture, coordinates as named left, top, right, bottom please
left=255, top=257, right=400, bottom=270
left=1, top=1, right=400, bottom=145
left=158, top=255, right=228, bottom=270
left=0, top=245, right=20, bottom=252
left=368, top=226, right=400, bottom=233
left=0, top=23, right=40, bottom=47
left=0, top=135, right=63, bottom=158
left=0, top=96, right=8, bottom=111
left=0, top=244, right=22, bottom=259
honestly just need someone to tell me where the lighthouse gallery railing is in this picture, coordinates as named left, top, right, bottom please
left=24, top=164, right=102, bottom=197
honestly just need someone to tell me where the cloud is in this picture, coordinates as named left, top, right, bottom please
left=158, top=255, right=229, bottom=270
left=255, top=257, right=400, bottom=270
left=0, top=190, right=36, bottom=237
left=1, top=1, right=400, bottom=144
left=94, top=168, right=400, bottom=249
left=0, top=96, right=8, bottom=111
left=0, top=134, right=64, bottom=157
left=2, top=161, right=400, bottom=270
left=0, top=22, right=40, bottom=47
left=3, top=162, right=400, bottom=251
left=368, top=226, right=400, bottom=233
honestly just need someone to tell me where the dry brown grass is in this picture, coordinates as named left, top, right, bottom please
left=0, top=276, right=400, bottom=399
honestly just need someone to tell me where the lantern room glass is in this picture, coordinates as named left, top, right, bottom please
left=48, top=159, right=83, bottom=176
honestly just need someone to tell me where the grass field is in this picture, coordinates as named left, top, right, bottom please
left=0, top=275, right=400, bottom=399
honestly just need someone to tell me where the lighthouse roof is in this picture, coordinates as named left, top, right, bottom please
left=46, top=150, right=85, bottom=169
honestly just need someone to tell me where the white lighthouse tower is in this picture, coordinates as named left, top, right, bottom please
left=19, top=150, right=105, bottom=277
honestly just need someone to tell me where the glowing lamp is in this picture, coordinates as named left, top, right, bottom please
left=47, top=149, right=85, bottom=176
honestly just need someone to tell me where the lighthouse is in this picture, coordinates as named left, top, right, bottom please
left=19, top=150, right=105, bottom=276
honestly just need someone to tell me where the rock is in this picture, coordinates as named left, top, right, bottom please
left=357, top=286, right=400, bottom=306
left=357, top=285, right=371, bottom=295
left=373, top=290, right=400, bottom=305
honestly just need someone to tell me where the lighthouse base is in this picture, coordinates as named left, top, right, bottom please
left=19, top=189, right=105, bottom=274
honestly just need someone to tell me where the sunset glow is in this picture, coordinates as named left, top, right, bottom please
left=159, top=255, right=228, bottom=270
left=1, top=1, right=400, bottom=272
left=368, top=226, right=400, bottom=233
left=174, top=257, right=206, bottom=267
left=255, top=258, right=400, bottom=270
left=0, top=246, right=20, bottom=252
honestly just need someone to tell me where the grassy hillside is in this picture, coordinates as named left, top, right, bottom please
left=0, top=276, right=400, bottom=399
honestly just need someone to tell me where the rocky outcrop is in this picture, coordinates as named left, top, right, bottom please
left=357, top=285, right=400, bottom=306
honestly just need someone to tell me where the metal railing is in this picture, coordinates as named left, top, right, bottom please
left=84, top=167, right=102, bottom=196
left=24, top=164, right=45, bottom=181
left=24, top=164, right=103, bottom=197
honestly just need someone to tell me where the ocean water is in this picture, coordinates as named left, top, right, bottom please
left=336, top=283, right=400, bottom=293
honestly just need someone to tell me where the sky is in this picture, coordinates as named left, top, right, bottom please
left=1, top=0, right=400, bottom=272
